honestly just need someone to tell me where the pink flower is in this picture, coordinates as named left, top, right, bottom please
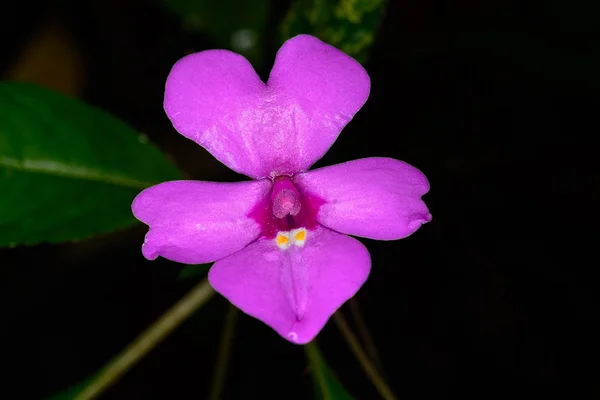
left=132, top=35, right=431, bottom=344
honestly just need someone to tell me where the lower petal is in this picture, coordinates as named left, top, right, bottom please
left=294, top=157, right=432, bottom=240
left=208, top=226, right=371, bottom=344
left=132, top=180, right=271, bottom=264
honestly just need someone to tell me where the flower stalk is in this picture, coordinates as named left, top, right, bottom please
left=75, top=278, right=215, bottom=400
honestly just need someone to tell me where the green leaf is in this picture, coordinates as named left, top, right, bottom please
left=177, top=263, right=212, bottom=280
left=0, top=82, right=182, bottom=247
left=156, top=0, right=269, bottom=68
left=304, top=342, right=355, bottom=400
left=279, top=0, right=387, bottom=64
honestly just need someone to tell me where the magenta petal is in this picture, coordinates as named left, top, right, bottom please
left=208, top=226, right=371, bottom=344
left=132, top=180, right=271, bottom=264
left=164, top=34, right=370, bottom=178
left=294, top=157, right=432, bottom=240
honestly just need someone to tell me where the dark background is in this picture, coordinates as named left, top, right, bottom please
left=1, top=0, right=599, bottom=398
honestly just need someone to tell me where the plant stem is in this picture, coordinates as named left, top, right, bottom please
left=303, top=341, right=331, bottom=399
left=209, top=304, right=239, bottom=400
left=333, top=312, right=398, bottom=400
left=75, top=278, right=216, bottom=400
left=348, top=298, right=386, bottom=376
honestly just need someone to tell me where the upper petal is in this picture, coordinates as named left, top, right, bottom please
left=208, top=226, right=371, bottom=344
left=294, top=157, right=432, bottom=240
left=164, top=34, right=370, bottom=179
left=132, top=180, right=271, bottom=264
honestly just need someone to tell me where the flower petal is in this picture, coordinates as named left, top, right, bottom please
left=164, top=34, right=370, bottom=179
left=132, top=180, right=271, bottom=264
left=294, top=157, right=432, bottom=240
left=208, top=226, right=371, bottom=344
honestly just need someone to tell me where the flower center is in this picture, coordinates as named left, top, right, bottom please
left=248, top=175, right=325, bottom=240
left=246, top=176, right=326, bottom=322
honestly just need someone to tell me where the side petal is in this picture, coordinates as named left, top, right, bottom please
left=208, top=226, right=370, bottom=344
left=164, top=34, right=370, bottom=179
left=294, top=157, right=432, bottom=240
left=132, top=180, right=271, bottom=264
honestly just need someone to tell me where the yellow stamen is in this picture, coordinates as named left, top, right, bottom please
left=294, top=230, right=305, bottom=241
left=275, top=229, right=307, bottom=250
left=277, top=234, right=289, bottom=245
left=291, top=228, right=307, bottom=247
left=275, top=232, right=292, bottom=250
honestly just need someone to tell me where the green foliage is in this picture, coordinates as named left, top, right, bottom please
left=305, top=342, right=355, bottom=399
left=0, top=82, right=182, bottom=247
left=156, top=0, right=269, bottom=68
left=279, top=0, right=387, bottom=64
